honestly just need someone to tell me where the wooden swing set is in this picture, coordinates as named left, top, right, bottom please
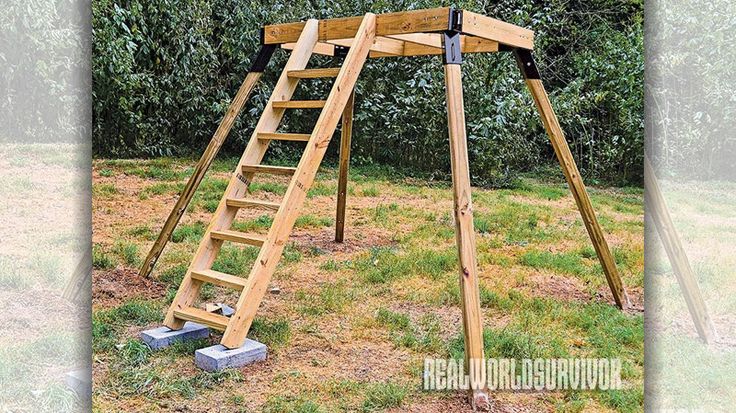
left=136, top=8, right=639, bottom=407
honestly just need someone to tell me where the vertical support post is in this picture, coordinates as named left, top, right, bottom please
left=442, top=30, right=489, bottom=410
left=645, top=156, right=717, bottom=343
left=335, top=91, right=354, bottom=242
left=513, top=49, right=630, bottom=310
left=139, top=43, right=277, bottom=279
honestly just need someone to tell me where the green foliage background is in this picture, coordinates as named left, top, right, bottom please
left=92, top=0, right=643, bottom=186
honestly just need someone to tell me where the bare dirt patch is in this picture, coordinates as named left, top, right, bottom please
left=92, top=267, right=167, bottom=308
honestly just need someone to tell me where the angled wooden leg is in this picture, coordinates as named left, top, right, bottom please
left=645, top=156, right=717, bottom=343
left=335, top=91, right=354, bottom=243
left=139, top=45, right=276, bottom=279
left=443, top=31, right=489, bottom=410
left=513, top=49, right=630, bottom=310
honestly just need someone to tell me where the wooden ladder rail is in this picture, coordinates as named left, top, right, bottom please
left=139, top=44, right=277, bottom=279
left=163, top=19, right=320, bottom=330
left=512, top=49, right=631, bottom=310
left=220, top=13, right=377, bottom=348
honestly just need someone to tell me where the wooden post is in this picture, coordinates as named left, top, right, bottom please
left=62, top=248, right=91, bottom=305
left=138, top=45, right=276, bottom=278
left=335, top=91, right=354, bottom=242
left=443, top=31, right=489, bottom=410
left=645, top=156, right=717, bottom=343
left=513, top=49, right=630, bottom=310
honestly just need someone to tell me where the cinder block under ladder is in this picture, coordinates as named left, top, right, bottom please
left=164, top=14, right=376, bottom=350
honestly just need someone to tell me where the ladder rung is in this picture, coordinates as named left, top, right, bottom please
left=174, top=306, right=229, bottom=331
left=241, top=164, right=297, bottom=176
left=272, top=100, right=326, bottom=109
left=287, top=68, right=341, bottom=78
left=257, top=132, right=311, bottom=142
left=226, top=198, right=281, bottom=211
left=191, top=269, right=248, bottom=290
left=210, top=230, right=266, bottom=246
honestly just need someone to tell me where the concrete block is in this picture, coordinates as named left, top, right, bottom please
left=195, top=340, right=267, bottom=372
left=140, top=322, right=210, bottom=350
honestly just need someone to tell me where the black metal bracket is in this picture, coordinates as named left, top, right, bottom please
left=442, top=31, right=462, bottom=65
left=249, top=43, right=277, bottom=73
left=448, top=7, right=463, bottom=32
left=334, top=45, right=350, bottom=59
left=511, top=48, right=541, bottom=80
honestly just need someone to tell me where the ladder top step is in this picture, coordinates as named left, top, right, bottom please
left=174, top=306, right=229, bottom=331
left=226, top=198, right=281, bottom=210
left=257, top=132, right=311, bottom=142
left=210, top=229, right=266, bottom=246
left=287, top=68, right=341, bottom=78
left=191, top=269, right=248, bottom=290
left=272, top=100, right=326, bottom=109
left=241, top=164, right=297, bottom=175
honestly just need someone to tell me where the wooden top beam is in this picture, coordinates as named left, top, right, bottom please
left=263, top=8, right=534, bottom=50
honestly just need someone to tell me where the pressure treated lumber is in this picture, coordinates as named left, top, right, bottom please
left=444, top=62, right=489, bottom=410
left=190, top=269, right=248, bottom=290
left=257, top=132, right=311, bottom=141
left=174, top=307, right=229, bottom=331
left=335, top=91, right=354, bottom=242
left=220, top=13, right=377, bottom=349
left=645, top=156, right=717, bottom=343
left=524, top=78, right=630, bottom=310
left=225, top=198, right=281, bottom=210
left=287, top=68, right=341, bottom=78
left=272, top=100, right=326, bottom=109
left=163, top=19, right=320, bottom=330
left=138, top=70, right=264, bottom=278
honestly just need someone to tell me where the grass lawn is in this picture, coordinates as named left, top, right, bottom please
left=92, top=157, right=644, bottom=412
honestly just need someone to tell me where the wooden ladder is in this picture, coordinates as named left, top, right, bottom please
left=163, top=15, right=376, bottom=349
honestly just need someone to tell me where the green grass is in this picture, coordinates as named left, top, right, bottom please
left=361, top=185, right=380, bottom=197
left=113, top=240, right=141, bottom=266
left=308, top=182, right=336, bottom=198
left=128, top=225, right=156, bottom=240
left=249, top=318, right=291, bottom=349
left=211, top=245, right=259, bottom=275
left=362, top=382, right=406, bottom=412
left=264, top=395, right=325, bottom=413
left=520, top=250, right=590, bottom=278
left=294, top=214, right=333, bottom=228
left=249, top=181, right=287, bottom=195
left=172, top=221, right=206, bottom=243
left=232, top=215, right=273, bottom=232
left=93, top=183, right=118, bottom=197
left=93, top=299, right=162, bottom=352
left=376, top=308, right=443, bottom=353
left=297, top=281, right=354, bottom=316
left=93, top=243, right=117, bottom=269
left=354, top=247, right=457, bottom=285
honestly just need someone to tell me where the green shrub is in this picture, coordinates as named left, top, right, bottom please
left=92, top=0, right=643, bottom=186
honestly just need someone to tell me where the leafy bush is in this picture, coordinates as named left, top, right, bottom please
left=93, top=0, right=643, bottom=185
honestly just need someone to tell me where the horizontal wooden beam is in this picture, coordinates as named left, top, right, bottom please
left=266, top=8, right=533, bottom=51
left=264, top=7, right=453, bottom=44
left=461, top=11, right=534, bottom=50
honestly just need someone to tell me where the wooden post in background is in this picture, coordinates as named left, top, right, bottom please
left=335, top=91, right=354, bottom=242
left=443, top=31, right=489, bottom=410
left=138, top=45, right=276, bottom=279
left=645, top=156, right=717, bottom=343
left=513, top=49, right=630, bottom=310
